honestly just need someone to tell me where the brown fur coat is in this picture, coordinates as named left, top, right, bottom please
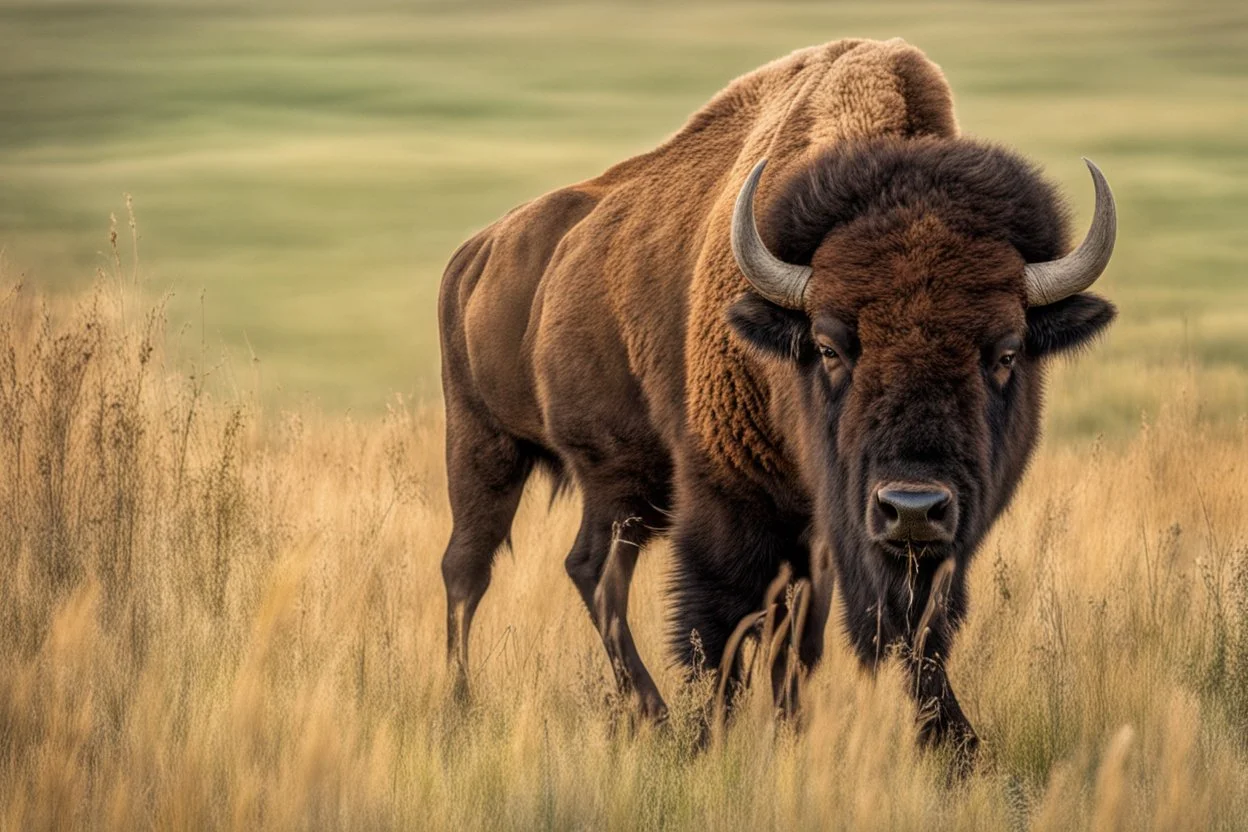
left=448, top=39, right=958, bottom=488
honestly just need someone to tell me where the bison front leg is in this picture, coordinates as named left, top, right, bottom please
left=669, top=491, right=817, bottom=713
left=735, top=564, right=832, bottom=719
left=909, top=558, right=978, bottom=755
left=779, top=543, right=837, bottom=717
left=592, top=520, right=668, bottom=721
left=565, top=509, right=667, bottom=721
left=842, top=555, right=978, bottom=759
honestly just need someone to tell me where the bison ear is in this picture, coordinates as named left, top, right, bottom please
left=727, top=293, right=813, bottom=362
left=1025, top=293, right=1116, bottom=358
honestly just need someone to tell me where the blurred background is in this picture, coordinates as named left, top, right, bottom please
left=1, top=0, right=1245, bottom=433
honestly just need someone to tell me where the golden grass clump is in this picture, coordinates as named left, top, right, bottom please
left=2, top=258, right=1248, bottom=830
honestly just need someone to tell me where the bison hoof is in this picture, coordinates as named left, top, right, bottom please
left=637, top=692, right=669, bottom=724
left=919, top=717, right=980, bottom=777
left=949, top=730, right=980, bottom=779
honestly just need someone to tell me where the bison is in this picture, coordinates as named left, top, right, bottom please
left=438, top=38, right=1115, bottom=749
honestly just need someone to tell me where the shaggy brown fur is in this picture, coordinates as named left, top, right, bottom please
left=438, top=39, right=1114, bottom=752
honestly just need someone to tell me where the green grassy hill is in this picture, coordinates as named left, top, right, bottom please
left=2, top=0, right=1246, bottom=426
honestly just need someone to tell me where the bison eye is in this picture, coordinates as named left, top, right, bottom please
left=992, top=349, right=1018, bottom=386
left=818, top=344, right=838, bottom=360
left=989, top=335, right=1023, bottom=386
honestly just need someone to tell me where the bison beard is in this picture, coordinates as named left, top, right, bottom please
left=438, top=39, right=1116, bottom=757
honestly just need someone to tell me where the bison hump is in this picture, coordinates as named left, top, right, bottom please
left=684, top=39, right=956, bottom=486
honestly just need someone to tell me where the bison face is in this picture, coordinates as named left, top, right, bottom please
left=725, top=145, right=1116, bottom=571
left=730, top=227, right=1113, bottom=568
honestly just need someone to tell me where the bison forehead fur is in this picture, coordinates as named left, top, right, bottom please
left=437, top=38, right=1116, bottom=749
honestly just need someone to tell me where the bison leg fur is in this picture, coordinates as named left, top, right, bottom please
left=670, top=494, right=814, bottom=704
left=440, top=406, right=529, bottom=701
left=910, top=558, right=979, bottom=758
left=840, top=555, right=978, bottom=757
left=567, top=509, right=667, bottom=720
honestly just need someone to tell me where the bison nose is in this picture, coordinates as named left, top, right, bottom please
left=871, top=483, right=957, bottom=544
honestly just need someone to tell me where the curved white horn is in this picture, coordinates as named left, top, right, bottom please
left=731, top=159, right=812, bottom=309
left=1024, top=158, right=1117, bottom=305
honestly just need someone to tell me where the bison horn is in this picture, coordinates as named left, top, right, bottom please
left=731, top=159, right=812, bottom=309
left=1024, top=158, right=1117, bottom=306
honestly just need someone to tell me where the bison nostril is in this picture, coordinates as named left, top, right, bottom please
left=877, top=495, right=899, bottom=523
left=871, top=483, right=957, bottom=544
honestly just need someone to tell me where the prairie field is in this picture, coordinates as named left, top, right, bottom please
left=4, top=262, right=1248, bottom=831
left=3, top=0, right=1248, bottom=830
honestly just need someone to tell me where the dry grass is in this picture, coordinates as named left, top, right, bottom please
left=3, top=258, right=1248, bottom=831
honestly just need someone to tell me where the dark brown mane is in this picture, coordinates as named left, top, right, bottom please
left=763, top=137, right=1072, bottom=267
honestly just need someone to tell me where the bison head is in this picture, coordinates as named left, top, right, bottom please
left=726, top=138, right=1115, bottom=576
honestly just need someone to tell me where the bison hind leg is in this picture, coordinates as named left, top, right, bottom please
left=441, top=404, right=532, bottom=702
